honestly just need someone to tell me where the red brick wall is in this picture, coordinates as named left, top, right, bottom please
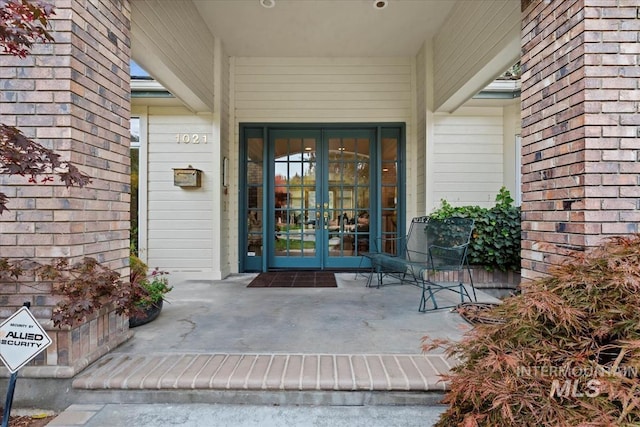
left=520, top=0, right=640, bottom=280
left=0, top=0, right=131, bottom=372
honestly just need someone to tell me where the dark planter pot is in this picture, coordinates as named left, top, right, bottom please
left=129, top=299, right=163, bottom=328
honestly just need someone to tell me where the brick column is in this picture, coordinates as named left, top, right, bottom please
left=520, top=0, right=640, bottom=280
left=0, top=0, right=132, bottom=374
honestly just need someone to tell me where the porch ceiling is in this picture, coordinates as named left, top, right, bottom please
left=192, top=0, right=455, bottom=57
left=131, top=0, right=521, bottom=112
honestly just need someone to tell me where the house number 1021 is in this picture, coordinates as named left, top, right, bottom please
left=176, top=134, right=208, bottom=144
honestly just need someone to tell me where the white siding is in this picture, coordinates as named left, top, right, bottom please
left=432, top=107, right=504, bottom=208
left=233, top=57, right=413, bottom=123
left=146, top=107, right=214, bottom=278
left=136, top=55, right=520, bottom=276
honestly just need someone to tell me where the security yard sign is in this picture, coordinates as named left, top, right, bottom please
left=0, top=307, right=52, bottom=373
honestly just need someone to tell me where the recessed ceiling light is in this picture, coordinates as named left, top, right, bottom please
left=373, top=0, right=388, bottom=9
left=260, top=0, right=275, bottom=8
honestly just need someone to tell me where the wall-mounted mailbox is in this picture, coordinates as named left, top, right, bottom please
left=173, top=166, right=202, bottom=188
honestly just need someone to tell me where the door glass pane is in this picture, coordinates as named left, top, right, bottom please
left=327, top=136, right=370, bottom=257
left=381, top=134, right=399, bottom=253
left=274, top=136, right=317, bottom=258
left=247, top=137, right=264, bottom=256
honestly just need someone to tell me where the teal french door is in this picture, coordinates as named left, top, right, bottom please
left=241, top=124, right=403, bottom=272
left=268, top=128, right=373, bottom=269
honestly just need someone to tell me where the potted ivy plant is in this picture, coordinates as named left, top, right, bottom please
left=128, top=255, right=172, bottom=328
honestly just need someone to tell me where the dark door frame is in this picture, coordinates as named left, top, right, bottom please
left=239, top=122, right=406, bottom=272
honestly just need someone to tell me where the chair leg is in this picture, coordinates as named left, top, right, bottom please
left=458, top=282, right=470, bottom=303
left=356, top=255, right=368, bottom=281
left=467, top=266, right=477, bottom=301
left=469, top=281, right=477, bottom=302
left=419, top=283, right=437, bottom=312
left=365, top=268, right=374, bottom=287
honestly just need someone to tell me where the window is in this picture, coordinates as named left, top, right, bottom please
left=130, top=117, right=140, bottom=254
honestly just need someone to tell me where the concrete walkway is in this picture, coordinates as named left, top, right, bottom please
left=46, top=273, right=494, bottom=426
left=47, top=403, right=448, bottom=427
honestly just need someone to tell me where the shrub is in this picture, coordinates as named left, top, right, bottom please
left=0, top=256, right=170, bottom=327
left=429, top=187, right=521, bottom=272
left=129, top=254, right=148, bottom=287
left=423, top=235, right=640, bottom=426
left=36, top=257, right=131, bottom=327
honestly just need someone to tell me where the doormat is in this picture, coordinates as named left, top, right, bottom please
left=247, top=272, right=337, bottom=288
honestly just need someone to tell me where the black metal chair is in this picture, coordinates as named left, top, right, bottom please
left=365, top=216, right=476, bottom=311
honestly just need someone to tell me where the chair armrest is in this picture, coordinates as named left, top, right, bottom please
left=429, top=243, right=468, bottom=252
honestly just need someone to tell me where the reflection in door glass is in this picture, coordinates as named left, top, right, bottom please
left=274, top=137, right=317, bottom=258
left=327, top=137, right=370, bottom=258
left=247, top=137, right=264, bottom=256
left=381, top=134, right=399, bottom=253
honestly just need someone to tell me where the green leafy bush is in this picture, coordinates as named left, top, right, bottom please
left=429, top=187, right=521, bottom=272
left=423, top=235, right=640, bottom=426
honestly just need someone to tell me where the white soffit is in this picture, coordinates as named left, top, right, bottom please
left=192, top=0, right=455, bottom=57
left=432, top=0, right=521, bottom=112
left=132, top=0, right=216, bottom=112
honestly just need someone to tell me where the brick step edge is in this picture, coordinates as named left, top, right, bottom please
left=72, top=353, right=453, bottom=392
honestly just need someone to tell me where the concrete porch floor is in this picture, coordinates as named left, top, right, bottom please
left=47, top=273, right=500, bottom=426
left=69, top=273, right=495, bottom=394
left=116, top=272, right=473, bottom=354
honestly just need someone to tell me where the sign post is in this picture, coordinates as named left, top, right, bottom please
left=2, top=372, right=18, bottom=427
left=0, top=303, right=52, bottom=427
